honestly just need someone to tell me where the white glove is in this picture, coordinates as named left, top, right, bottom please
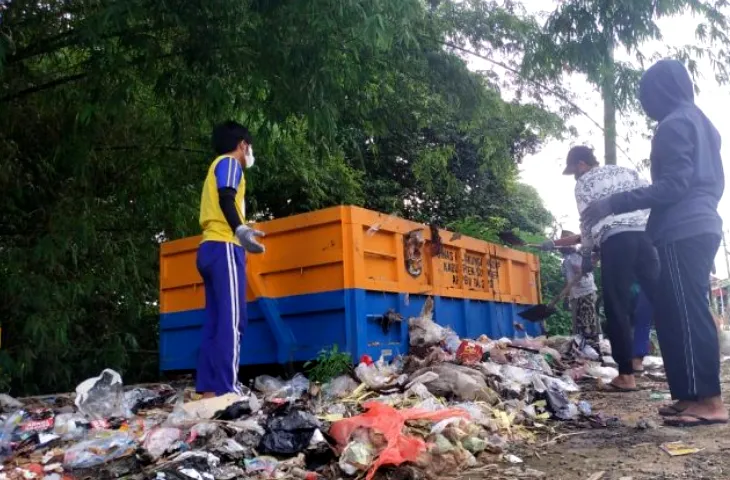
left=235, top=225, right=266, bottom=254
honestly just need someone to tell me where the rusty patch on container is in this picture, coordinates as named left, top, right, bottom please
left=404, top=228, right=425, bottom=277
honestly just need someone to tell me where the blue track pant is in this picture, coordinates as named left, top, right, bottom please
left=196, top=241, right=247, bottom=396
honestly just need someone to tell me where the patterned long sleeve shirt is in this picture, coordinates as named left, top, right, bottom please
left=575, top=165, right=650, bottom=254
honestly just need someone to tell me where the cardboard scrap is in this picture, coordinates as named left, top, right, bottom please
left=660, top=441, right=703, bottom=457
left=182, top=393, right=242, bottom=419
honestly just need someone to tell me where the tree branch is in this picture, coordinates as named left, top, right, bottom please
left=0, top=73, right=87, bottom=103
left=440, top=40, right=643, bottom=170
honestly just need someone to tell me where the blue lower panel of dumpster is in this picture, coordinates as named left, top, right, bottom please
left=159, top=289, right=542, bottom=371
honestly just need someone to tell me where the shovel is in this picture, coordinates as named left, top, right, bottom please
left=518, top=275, right=581, bottom=322
left=497, top=231, right=544, bottom=250
left=497, top=230, right=527, bottom=247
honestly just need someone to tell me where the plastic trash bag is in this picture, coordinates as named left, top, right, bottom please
left=414, top=397, right=444, bottom=412
left=0, top=394, right=22, bottom=412
left=165, top=394, right=196, bottom=427
left=552, top=374, right=580, bottom=393
left=213, top=401, right=253, bottom=421
left=406, top=371, right=439, bottom=388
left=330, top=401, right=469, bottom=480
left=500, top=365, right=533, bottom=394
left=642, top=356, right=664, bottom=370
left=451, top=402, right=487, bottom=424
left=545, top=387, right=578, bottom=421
left=430, top=417, right=463, bottom=434
left=210, top=438, right=248, bottom=461
left=323, top=376, right=359, bottom=399
left=602, top=356, right=618, bottom=367
left=255, top=374, right=310, bottom=401
left=339, top=440, right=375, bottom=475
left=53, top=413, right=88, bottom=441
left=75, top=369, right=126, bottom=420
left=455, top=340, right=483, bottom=365
left=585, top=364, right=619, bottom=383
left=580, top=344, right=600, bottom=361
left=410, top=364, right=498, bottom=403
left=442, top=329, right=461, bottom=353
left=63, top=431, right=137, bottom=469
left=599, top=336, right=612, bottom=355
left=530, top=374, right=548, bottom=394
left=355, top=362, right=407, bottom=390
left=408, top=300, right=445, bottom=347
left=259, top=408, right=319, bottom=456
left=123, top=386, right=176, bottom=414
left=539, top=347, right=562, bottom=363
left=245, top=456, right=280, bottom=476
left=511, top=352, right=553, bottom=376
left=477, top=361, right=503, bottom=378
left=404, top=382, right=435, bottom=401
left=143, top=427, right=182, bottom=460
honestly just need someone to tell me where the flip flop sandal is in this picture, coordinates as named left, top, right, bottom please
left=663, top=413, right=728, bottom=427
left=603, top=383, right=640, bottom=393
left=658, top=404, right=687, bottom=417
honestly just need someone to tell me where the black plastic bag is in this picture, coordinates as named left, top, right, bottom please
left=545, top=386, right=578, bottom=420
left=213, top=401, right=252, bottom=421
left=259, top=408, right=319, bottom=456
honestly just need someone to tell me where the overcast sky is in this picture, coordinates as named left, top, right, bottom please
left=467, top=4, right=730, bottom=278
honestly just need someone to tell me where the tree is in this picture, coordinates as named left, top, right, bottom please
left=0, top=0, right=565, bottom=394
left=522, top=0, right=730, bottom=165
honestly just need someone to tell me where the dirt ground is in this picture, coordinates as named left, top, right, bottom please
left=509, top=367, right=730, bottom=480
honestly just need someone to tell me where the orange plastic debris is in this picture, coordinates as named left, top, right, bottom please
left=330, top=401, right=469, bottom=480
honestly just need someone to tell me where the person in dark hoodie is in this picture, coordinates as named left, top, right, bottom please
left=582, top=59, right=726, bottom=426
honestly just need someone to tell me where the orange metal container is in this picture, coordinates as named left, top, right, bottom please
left=160, top=206, right=541, bottom=315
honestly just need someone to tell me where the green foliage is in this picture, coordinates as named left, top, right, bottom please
left=519, top=0, right=730, bottom=163
left=0, top=0, right=565, bottom=395
left=523, top=0, right=730, bottom=103
left=304, top=345, right=352, bottom=384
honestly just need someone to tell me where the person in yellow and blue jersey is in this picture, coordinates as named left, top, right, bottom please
left=197, top=121, right=265, bottom=397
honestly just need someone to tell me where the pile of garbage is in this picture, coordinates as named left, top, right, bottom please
left=0, top=299, right=666, bottom=480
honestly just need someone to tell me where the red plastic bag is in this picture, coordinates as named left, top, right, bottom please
left=456, top=341, right=483, bottom=365
left=360, top=355, right=374, bottom=366
left=330, top=401, right=469, bottom=480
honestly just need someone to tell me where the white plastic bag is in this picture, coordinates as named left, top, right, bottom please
left=75, top=369, right=126, bottom=420
left=408, top=316, right=446, bottom=347
left=339, top=440, right=375, bottom=475
left=254, top=373, right=310, bottom=401
left=585, top=363, right=619, bottom=383
left=642, top=356, right=664, bottom=370
left=323, top=375, right=358, bottom=399
left=143, top=427, right=182, bottom=459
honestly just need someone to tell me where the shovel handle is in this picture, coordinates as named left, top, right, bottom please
left=548, top=275, right=582, bottom=309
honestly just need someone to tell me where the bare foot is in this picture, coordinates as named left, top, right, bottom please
left=200, top=392, right=216, bottom=399
left=610, top=374, right=636, bottom=390
left=659, top=400, right=692, bottom=416
left=632, top=357, right=644, bottom=372
left=664, top=397, right=728, bottom=426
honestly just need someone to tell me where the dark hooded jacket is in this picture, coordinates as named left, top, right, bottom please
left=610, top=59, right=724, bottom=244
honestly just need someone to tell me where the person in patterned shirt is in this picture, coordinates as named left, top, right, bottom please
left=557, top=230, right=601, bottom=356
left=550, top=146, right=660, bottom=392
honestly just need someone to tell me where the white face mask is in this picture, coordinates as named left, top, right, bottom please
left=244, top=147, right=255, bottom=169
